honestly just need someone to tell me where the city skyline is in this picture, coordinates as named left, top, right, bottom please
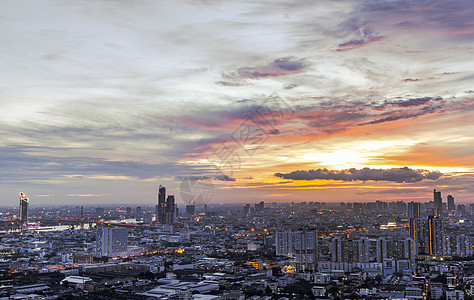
left=1, top=0, right=473, bottom=205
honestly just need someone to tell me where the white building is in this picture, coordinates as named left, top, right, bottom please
left=96, top=227, right=128, bottom=256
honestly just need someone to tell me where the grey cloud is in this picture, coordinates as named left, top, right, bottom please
left=389, top=97, right=435, bottom=107
left=359, top=107, right=436, bottom=125
left=0, top=145, right=213, bottom=183
left=215, top=81, right=245, bottom=87
left=275, top=167, right=442, bottom=183
left=223, top=57, right=309, bottom=82
left=174, top=174, right=236, bottom=182
left=337, top=28, right=384, bottom=51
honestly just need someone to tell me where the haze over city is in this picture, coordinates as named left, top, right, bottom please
left=1, top=0, right=473, bottom=206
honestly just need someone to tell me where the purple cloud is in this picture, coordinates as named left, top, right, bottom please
left=337, top=28, right=384, bottom=51
left=275, top=167, right=442, bottom=183
left=234, top=57, right=308, bottom=79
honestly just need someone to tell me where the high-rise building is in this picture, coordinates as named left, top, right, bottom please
left=143, top=212, right=153, bottom=224
left=185, top=203, right=195, bottom=216
left=95, top=207, right=105, bottom=218
left=165, top=195, right=175, bottom=224
left=136, top=206, right=143, bottom=221
left=80, top=205, right=84, bottom=230
left=408, top=201, right=421, bottom=219
left=96, top=227, right=128, bottom=256
left=19, top=192, right=29, bottom=225
left=126, top=207, right=132, bottom=215
left=410, top=216, right=445, bottom=256
left=156, top=185, right=166, bottom=224
left=243, top=203, right=251, bottom=217
left=358, top=237, right=370, bottom=263
left=155, top=185, right=176, bottom=225
left=294, top=227, right=318, bottom=271
left=428, top=215, right=445, bottom=256
left=376, top=237, right=387, bottom=263
left=255, top=201, right=265, bottom=214
left=447, top=195, right=455, bottom=212
left=331, top=238, right=358, bottom=263
left=434, top=189, right=442, bottom=216
left=456, top=235, right=473, bottom=257
left=402, top=238, right=416, bottom=263
left=275, top=231, right=293, bottom=256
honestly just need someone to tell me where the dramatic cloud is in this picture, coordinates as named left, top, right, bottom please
left=337, top=28, right=384, bottom=51
left=0, top=0, right=472, bottom=204
left=275, top=167, right=443, bottom=183
left=222, top=57, right=308, bottom=82
left=387, top=97, right=436, bottom=107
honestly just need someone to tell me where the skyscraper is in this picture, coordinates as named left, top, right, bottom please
left=19, top=192, right=29, bottom=225
left=165, top=195, right=176, bottom=224
left=156, top=185, right=166, bottom=224
left=155, top=185, right=176, bottom=225
left=95, top=207, right=105, bottom=218
left=447, top=195, right=455, bottom=212
left=434, top=189, right=442, bottom=217
left=96, top=227, right=128, bottom=256
left=407, top=201, right=421, bottom=219
left=255, top=201, right=265, bottom=214
left=135, top=206, right=143, bottom=222
left=185, top=203, right=195, bottom=216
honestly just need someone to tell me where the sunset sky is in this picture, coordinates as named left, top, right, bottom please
left=1, top=0, right=473, bottom=206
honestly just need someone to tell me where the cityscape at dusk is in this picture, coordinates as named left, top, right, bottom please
left=0, top=1, right=474, bottom=299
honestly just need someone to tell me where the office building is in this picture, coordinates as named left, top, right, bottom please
left=96, top=227, right=128, bottom=256
left=19, top=192, right=29, bottom=225
left=244, top=203, right=251, bottom=217
left=447, top=195, right=455, bottom=212
left=155, top=185, right=176, bottom=225
left=143, top=212, right=153, bottom=224
left=95, top=207, right=105, bottom=218
left=434, top=189, right=442, bottom=216
left=156, top=185, right=166, bottom=224
left=165, top=195, right=175, bottom=224
left=407, top=201, right=421, bottom=219
left=255, top=201, right=265, bottom=214
left=136, top=206, right=143, bottom=221
left=185, top=203, right=195, bottom=216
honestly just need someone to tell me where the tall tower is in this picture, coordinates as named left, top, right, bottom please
left=407, top=201, right=421, bottom=219
left=294, top=226, right=318, bottom=271
left=165, top=195, right=175, bottom=224
left=447, top=195, right=455, bottom=212
left=156, top=185, right=166, bottom=224
left=80, top=205, right=84, bottom=230
left=428, top=215, right=445, bottom=256
left=433, top=189, right=442, bottom=217
left=19, top=192, right=29, bottom=225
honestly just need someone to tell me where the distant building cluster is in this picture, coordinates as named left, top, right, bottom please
left=2, top=187, right=473, bottom=299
